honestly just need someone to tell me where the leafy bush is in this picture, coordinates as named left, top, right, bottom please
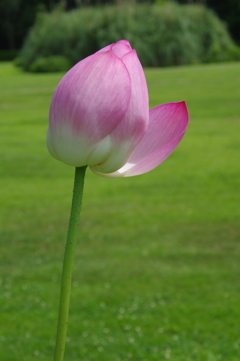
left=29, top=55, right=71, bottom=72
left=19, top=3, right=240, bottom=71
left=184, top=5, right=240, bottom=63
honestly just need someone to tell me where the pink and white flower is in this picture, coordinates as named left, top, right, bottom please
left=47, top=40, right=188, bottom=177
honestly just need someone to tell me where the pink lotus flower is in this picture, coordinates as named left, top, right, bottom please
left=47, top=40, right=188, bottom=177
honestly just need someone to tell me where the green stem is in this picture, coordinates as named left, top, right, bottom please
left=54, top=166, right=87, bottom=361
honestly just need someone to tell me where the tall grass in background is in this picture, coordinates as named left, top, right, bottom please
left=18, top=3, right=240, bottom=71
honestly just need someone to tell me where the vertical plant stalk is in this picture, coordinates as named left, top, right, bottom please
left=54, top=166, right=87, bottom=361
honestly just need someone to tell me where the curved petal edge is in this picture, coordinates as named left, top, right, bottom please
left=91, top=101, right=189, bottom=177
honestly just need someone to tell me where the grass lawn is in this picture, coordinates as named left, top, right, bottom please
left=0, top=61, right=240, bottom=361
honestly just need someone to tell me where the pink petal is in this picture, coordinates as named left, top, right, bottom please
left=122, top=133, right=186, bottom=177
left=49, top=51, right=131, bottom=146
left=116, top=40, right=131, bottom=46
left=111, top=41, right=132, bottom=58
left=90, top=49, right=149, bottom=174
left=97, top=40, right=131, bottom=56
left=128, top=101, right=188, bottom=164
left=109, top=50, right=149, bottom=147
left=97, top=44, right=113, bottom=53
left=92, top=101, right=188, bottom=177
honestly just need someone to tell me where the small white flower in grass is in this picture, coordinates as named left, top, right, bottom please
left=165, top=348, right=171, bottom=359
left=135, top=326, right=141, bottom=333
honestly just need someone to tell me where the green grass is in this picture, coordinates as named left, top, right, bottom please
left=0, top=61, right=240, bottom=361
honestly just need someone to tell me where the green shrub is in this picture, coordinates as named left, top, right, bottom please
left=19, top=3, right=240, bottom=71
left=29, top=55, right=71, bottom=72
left=184, top=5, right=240, bottom=63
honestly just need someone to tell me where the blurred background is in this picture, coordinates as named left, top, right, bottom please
left=0, top=0, right=240, bottom=70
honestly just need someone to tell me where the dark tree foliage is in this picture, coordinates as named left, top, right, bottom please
left=176, top=0, right=240, bottom=44
left=0, top=0, right=149, bottom=50
left=0, top=0, right=75, bottom=50
left=0, top=0, right=239, bottom=51
left=207, top=0, right=240, bottom=45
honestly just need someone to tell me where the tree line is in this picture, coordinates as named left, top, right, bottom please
left=0, top=0, right=239, bottom=53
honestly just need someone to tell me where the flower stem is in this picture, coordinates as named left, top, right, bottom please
left=54, top=166, right=87, bottom=361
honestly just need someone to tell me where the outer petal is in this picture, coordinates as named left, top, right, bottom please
left=111, top=41, right=132, bottom=58
left=97, top=40, right=131, bottom=55
left=47, top=51, right=131, bottom=167
left=90, top=50, right=149, bottom=174
left=92, top=101, right=188, bottom=177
